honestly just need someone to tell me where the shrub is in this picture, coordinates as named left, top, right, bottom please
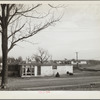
left=69, top=73, right=73, bottom=75
left=55, top=72, right=60, bottom=77
left=67, top=71, right=69, bottom=74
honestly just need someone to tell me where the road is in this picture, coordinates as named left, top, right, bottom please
left=7, top=76, right=100, bottom=90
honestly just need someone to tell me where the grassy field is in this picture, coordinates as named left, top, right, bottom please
left=79, top=64, right=100, bottom=70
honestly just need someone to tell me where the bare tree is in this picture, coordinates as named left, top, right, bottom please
left=17, top=56, right=23, bottom=63
left=7, top=57, right=16, bottom=64
left=32, top=48, right=51, bottom=64
left=0, top=4, right=63, bottom=89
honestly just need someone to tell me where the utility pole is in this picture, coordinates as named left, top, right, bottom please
left=76, top=52, right=79, bottom=68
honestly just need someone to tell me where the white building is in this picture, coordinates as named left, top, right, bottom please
left=20, top=64, right=73, bottom=77
left=71, top=60, right=87, bottom=65
left=79, top=61, right=87, bottom=64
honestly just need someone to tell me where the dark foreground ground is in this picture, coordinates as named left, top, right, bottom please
left=0, top=69, right=100, bottom=91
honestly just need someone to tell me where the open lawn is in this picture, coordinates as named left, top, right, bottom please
left=80, top=64, right=100, bottom=70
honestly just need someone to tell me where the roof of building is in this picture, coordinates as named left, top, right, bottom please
left=19, top=63, right=72, bottom=66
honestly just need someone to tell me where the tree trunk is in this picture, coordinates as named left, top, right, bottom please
left=1, top=28, right=8, bottom=89
left=1, top=5, right=8, bottom=89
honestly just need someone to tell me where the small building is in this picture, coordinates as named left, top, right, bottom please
left=20, top=63, right=73, bottom=77
left=71, top=60, right=87, bottom=65
left=79, top=60, right=87, bottom=64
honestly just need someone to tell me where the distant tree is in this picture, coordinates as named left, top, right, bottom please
left=17, top=56, right=23, bottom=63
left=0, top=4, right=63, bottom=89
left=32, top=48, right=51, bottom=64
left=26, top=57, right=32, bottom=63
left=7, top=57, right=16, bottom=64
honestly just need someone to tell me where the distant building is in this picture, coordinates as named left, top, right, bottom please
left=71, top=60, right=87, bottom=65
left=79, top=60, right=87, bottom=64
left=53, top=60, right=71, bottom=64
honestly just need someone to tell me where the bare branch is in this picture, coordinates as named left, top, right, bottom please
left=32, top=48, right=51, bottom=64
left=17, top=4, right=42, bottom=14
left=48, top=4, right=57, bottom=8
left=20, top=13, right=48, bottom=19
left=7, top=4, right=63, bottom=52
left=6, top=5, right=9, bottom=17
left=9, top=4, right=15, bottom=11
left=8, top=39, right=16, bottom=52
left=7, top=4, right=42, bottom=25
left=9, top=17, right=60, bottom=47
left=8, top=43, right=16, bottom=52
left=48, top=4, right=65, bottom=8
left=20, top=8, right=51, bottom=19
left=8, top=23, right=26, bottom=39
left=7, top=8, right=17, bottom=24
left=22, top=40, right=38, bottom=45
left=8, top=39, right=24, bottom=52
left=9, top=16, right=21, bottom=24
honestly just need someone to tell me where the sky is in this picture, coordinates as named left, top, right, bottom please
left=0, top=1, right=100, bottom=60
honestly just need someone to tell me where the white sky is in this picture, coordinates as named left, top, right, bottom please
left=0, top=1, right=100, bottom=60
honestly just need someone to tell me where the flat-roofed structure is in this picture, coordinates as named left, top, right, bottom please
left=19, top=63, right=73, bottom=77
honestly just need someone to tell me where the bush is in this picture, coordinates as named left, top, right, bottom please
left=69, top=73, right=73, bottom=75
left=67, top=71, right=69, bottom=74
left=55, top=72, right=60, bottom=77
left=67, top=71, right=73, bottom=75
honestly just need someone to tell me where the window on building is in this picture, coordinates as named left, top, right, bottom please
left=37, top=66, right=41, bottom=75
left=32, top=67, right=34, bottom=75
